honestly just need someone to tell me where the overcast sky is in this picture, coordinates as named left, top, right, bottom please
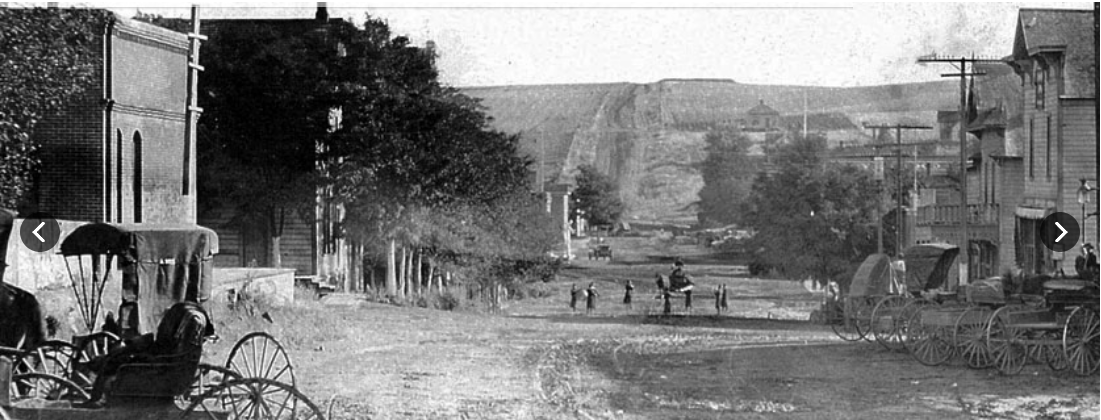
left=103, top=2, right=1093, bottom=88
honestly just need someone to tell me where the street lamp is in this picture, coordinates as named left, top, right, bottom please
left=1078, top=178, right=1095, bottom=244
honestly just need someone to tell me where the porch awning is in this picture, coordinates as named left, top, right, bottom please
left=1015, top=206, right=1050, bottom=220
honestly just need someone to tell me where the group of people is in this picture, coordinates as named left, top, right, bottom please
left=570, top=258, right=732, bottom=316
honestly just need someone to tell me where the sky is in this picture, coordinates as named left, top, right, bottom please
left=99, top=2, right=1094, bottom=88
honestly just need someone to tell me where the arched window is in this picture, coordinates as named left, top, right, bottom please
left=133, top=131, right=143, bottom=223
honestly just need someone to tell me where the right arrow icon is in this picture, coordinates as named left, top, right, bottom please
left=1055, top=222, right=1067, bottom=242
left=1040, top=212, right=1080, bottom=252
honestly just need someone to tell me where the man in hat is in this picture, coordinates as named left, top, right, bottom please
left=1077, top=244, right=1098, bottom=281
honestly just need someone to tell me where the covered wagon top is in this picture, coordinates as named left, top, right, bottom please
left=60, top=223, right=219, bottom=263
left=903, top=243, right=959, bottom=292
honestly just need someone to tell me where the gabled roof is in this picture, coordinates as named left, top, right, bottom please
left=746, top=100, right=780, bottom=116
left=1012, top=8, right=1096, bottom=98
left=966, top=107, right=1006, bottom=133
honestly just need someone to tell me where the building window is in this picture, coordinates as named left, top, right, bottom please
left=133, top=131, right=143, bottom=223
left=1045, top=115, right=1052, bottom=180
left=107, top=130, right=118, bottom=222
left=1034, top=65, right=1045, bottom=110
left=1028, top=119, right=1034, bottom=179
left=117, top=131, right=123, bottom=222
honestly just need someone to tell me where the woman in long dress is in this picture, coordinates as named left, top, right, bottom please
left=585, top=282, right=598, bottom=315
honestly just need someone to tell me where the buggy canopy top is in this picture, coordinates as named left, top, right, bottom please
left=903, top=243, right=959, bottom=293
left=849, top=253, right=892, bottom=297
left=60, top=223, right=219, bottom=336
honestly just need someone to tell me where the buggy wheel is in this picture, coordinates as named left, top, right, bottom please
left=987, top=307, right=1027, bottom=375
left=9, top=372, right=90, bottom=403
left=900, top=299, right=935, bottom=353
left=1041, top=344, right=1069, bottom=371
left=954, top=307, right=993, bottom=369
left=181, top=378, right=325, bottom=420
left=176, top=363, right=246, bottom=411
left=20, top=340, right=78, bottom=378
left=854, top=297, right=876, bottom=342
left=871, top=296, right=908, bottom=351
left=72, top=331, right=121, bottom=389
left=1063, top=306, right=1099, bottom=376
left=907, top=308, right=953, bottom=366
left=227, top=333, right=296, bottom=387
left=830, top=297, right=864, bottom=342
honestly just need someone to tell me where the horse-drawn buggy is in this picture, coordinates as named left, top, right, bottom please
left=828, top=244, right=960, bottom=352
left=1, top=219, right=325, bottom=419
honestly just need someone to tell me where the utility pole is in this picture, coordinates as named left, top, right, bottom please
left=864, top=124, right=932, bottom=256
left=917, top=54, right=1001, bottom=286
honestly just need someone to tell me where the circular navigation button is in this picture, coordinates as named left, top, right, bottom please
left=19, top=212, right=60, bottom=253
left=1039, top=212, right=1080, bottom=252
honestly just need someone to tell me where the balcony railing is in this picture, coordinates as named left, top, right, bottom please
left=915, top=203, right=1000, bottom=226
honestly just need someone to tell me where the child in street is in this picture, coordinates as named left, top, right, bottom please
left=720, top=284, right=729, bottom=314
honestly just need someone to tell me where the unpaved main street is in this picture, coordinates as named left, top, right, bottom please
left=197, top=243, right=1099, bottom=420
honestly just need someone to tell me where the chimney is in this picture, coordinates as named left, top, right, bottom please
left=315, top=3, right=328, bottom=22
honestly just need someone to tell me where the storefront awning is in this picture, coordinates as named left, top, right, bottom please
left=1015, top=206, right=1050, bottom=220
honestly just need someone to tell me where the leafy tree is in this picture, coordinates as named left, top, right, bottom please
left=0, top=8, right=114, bottom=210
left=697, top=128, right=756, bottom=226
left=322, top=16, right=536, bottom=296
left=569, top=164, right=624, bottom=227
left=743, top=134, right=880, bottom=284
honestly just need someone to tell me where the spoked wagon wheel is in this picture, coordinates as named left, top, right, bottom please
left=72, top=331, right=121, bottom=389
left=9, top=372, right=90, bottom=403
left=906, top=308, right=954, bottom=366
left=954, top=307, right=993, bottom=369
left=987, top=307, right=1028, bottom=375
left=870, top=295, right=908, bottom=351
left=176, top=363, right=246, bottom=411
left=182, top=378, right=325, bottom=420
left=21, top=340, right=78, bottom=378
left=830, top=297, right=865, bottom=342
left=899, top=299, right=936, bottom=353
left=227, top=333, right=296, bottom=387
left=1063, top=306, right=1099, bottom=376
left=1038, top=343, right=1069, bottom=371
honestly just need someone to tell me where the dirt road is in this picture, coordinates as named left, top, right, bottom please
left=197, top=256, right=1098, bottom=420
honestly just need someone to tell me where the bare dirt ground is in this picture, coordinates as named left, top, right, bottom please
left=36, top=236, right=1100, bottom=419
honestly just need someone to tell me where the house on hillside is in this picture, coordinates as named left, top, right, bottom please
left=739, top=100, right=781, bottom=132
left=1005, top=8, right=1098, bottom=276
left=30, top=13, right=197, bottom=224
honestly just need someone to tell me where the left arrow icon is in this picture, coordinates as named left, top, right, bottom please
left=32, top=223, right=45, bottom=242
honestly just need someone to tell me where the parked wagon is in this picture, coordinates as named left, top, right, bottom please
left=867, top=244, right=960, bottom=352
left=1, top=222, right=325, bottom=419
left=983, top=278, right=1098, bottom=375
left=829, top=253, right=896, bottom=343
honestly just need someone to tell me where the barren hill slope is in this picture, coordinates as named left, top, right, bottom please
left=463, top=79, right=957, bottom=224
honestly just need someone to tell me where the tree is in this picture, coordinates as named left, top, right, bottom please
left=321, top=16, right=537, bottom=297
left=569, top=164, right=624, bottom=227
left=743, top=134, right=880, bottom=284
left=697, top=128, right=756, bottom=226
left=0, top=8, right=114, bottom=210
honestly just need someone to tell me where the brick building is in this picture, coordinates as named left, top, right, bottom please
left=31, top=14, right=196, bottom=224
left=1007, top=8, right=1098, bottom=276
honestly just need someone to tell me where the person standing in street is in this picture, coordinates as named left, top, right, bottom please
left=569, top=284, right=579, bottom=313
left=585, top=282, right=598, bottom=315
left=623, top=280, right=634, bottom=310
left=720, top=284, right=729, bottom=314
left=713, top=286, right=722, bottom=316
